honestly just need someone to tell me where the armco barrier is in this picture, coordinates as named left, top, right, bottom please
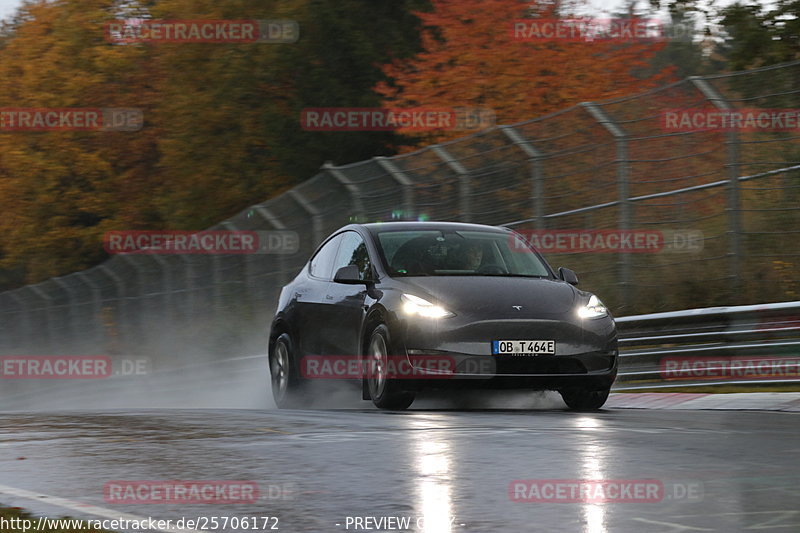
left=615, top=300, right=800, bottom=390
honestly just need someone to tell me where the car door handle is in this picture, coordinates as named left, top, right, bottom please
left=325, top=295, right=334, bottom=300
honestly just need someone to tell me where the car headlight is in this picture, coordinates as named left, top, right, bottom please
left=578, top=294, right=608, bottom=319
left=401, top=294, right=454, bottom=319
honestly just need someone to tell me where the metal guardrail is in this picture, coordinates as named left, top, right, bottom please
left=615, top=300, right=800, bottom=390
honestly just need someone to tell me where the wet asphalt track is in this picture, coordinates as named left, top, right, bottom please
left=1, top=405, right=799, bottom=533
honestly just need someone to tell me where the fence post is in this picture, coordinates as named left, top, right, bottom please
left=4, top=292, right=27, bottom=352
left=76, top=270, right=103, bottom=348
left=117, top=255, right=144, bottom=340
left=147, top=254, right=173, bottom=324
left=500, top=125, right=545, bottom=229
left=431, top=145, right=471, bottom=222
left=691, top=76, right=743, bottom=293
left=374, top=156, right=416, bottom=219
left=289, top=190, right=324, bottom=247
left=51, top=277, right=78, bottom=348
left=323, top=163, right=365, bottom=222
left=97, top=264, right=126, bottom=351
left=212, top=221, right=240, bottom=310
left=583, top=102, right=631, bottom=310
left=252, top=206, right=290, bottom=285
left=22, top=285, right=55, bottom=353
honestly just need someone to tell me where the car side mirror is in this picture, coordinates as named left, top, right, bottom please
left=558, top=267, right=579, bottom=286
left=334, top=265, right=368, bottom=284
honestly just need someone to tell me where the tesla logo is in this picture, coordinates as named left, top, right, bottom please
left=512, top=306, right=523, bottom=311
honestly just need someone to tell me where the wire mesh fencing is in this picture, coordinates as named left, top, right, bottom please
left=2, top=60, right=800, bottom=357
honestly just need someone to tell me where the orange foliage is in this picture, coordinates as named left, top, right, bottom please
left=377, top=0, right=676, bottom=144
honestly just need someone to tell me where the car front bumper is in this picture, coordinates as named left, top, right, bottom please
left=391, top=313, right=618, bottom=392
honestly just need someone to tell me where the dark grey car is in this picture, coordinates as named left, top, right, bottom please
left=268, top=221, right=617, bottom=410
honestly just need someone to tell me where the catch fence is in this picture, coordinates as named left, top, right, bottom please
left=2, top=61, right=800, bottom=356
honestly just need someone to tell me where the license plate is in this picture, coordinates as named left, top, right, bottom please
left=492, top=340, right=556, bottom=356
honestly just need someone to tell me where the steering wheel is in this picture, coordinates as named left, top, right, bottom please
left=477, top=264, right=506, bottom=274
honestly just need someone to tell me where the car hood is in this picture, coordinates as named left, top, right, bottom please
left=396, top=276, right=579, bottom=318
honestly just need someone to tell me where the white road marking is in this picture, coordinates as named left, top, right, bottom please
left=632, top=517, right=714, bottom=532
left=0, top=484, right=202, bottom=533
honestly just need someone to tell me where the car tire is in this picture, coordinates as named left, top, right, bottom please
left=560, top=387, right=610, bottom=411
left=270, top=333, right=307, bottom=409
left=366, top=324, right=415, bottom=410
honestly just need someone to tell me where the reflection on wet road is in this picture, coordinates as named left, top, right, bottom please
left=1, top=408, right=799, bottom=532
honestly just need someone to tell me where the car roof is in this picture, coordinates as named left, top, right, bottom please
left=360, top=221, right=511, bottom=235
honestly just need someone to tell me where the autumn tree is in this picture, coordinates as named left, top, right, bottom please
left=0, top=0, right=428, bottom=286
left=0, top=0, right=161, bottom=285
left=377, top=0, right=677, bottom=144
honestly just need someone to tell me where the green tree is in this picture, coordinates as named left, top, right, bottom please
left=636, top=1, right=726, bottom=78
left=148, top=0, right=430, bottom=229
left=718, top=1, right=800, bottom=70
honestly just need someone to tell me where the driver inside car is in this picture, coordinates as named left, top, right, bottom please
left=458, top=242, right=483, bottom=270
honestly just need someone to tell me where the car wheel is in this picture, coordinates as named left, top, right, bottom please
left=270, top=333, right=307, bottom=409
left=366, top=325, right=415, bottom=410
left=560, top=387, right=610, bottom=411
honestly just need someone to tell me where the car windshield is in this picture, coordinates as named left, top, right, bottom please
left=376, top=229, right=552, bottom=277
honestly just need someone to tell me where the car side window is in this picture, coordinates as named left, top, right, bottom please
left=309, top=234, right=343, bottom=280
left=333, top=232, right=373, bottom=281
